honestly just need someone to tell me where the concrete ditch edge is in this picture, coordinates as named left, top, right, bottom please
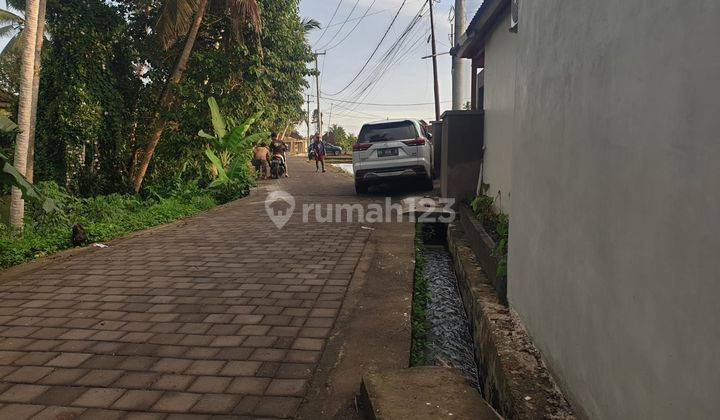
left=447, top=222, right=575, bottom=419
left=359, top=366, right=502, bottom=420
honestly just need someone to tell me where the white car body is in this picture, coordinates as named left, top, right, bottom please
left=352, top=119, right=434, bottom=193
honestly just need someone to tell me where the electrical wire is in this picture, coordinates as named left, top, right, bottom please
left=309, top=94, right=450, bottom=107
left=323, top=0, right=409, bottom=96
left=317, top=0, right=362, bottom=51
left=314, top=0, right=345, bottom=45
left=324, top=7, right=389, bottom=29
left=322, top=0, right=377, bottom=51
left=327, top=2, right=429, bottom=110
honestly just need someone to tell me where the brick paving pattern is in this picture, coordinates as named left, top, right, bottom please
left=0, top=159, right=372, bottom=419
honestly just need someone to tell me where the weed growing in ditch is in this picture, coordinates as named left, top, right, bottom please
left=411, top=224, right=430, bottom=366
left=470, top=195, right=509, bottom=278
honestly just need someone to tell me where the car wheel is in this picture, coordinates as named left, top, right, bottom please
left=355, top=181, right=368, bottom=194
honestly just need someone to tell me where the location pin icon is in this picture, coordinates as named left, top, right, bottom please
left=265, top=190, right=296, bottom=229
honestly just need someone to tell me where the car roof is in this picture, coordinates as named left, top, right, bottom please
left=362, top=119, right=420, bottom=126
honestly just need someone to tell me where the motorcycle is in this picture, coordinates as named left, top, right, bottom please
left=270, top=153, right=286, bottom=179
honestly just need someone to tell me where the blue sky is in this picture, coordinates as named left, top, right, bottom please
left=1, top=0, right=484, bottom=134
left=299, top=0, right=483, bottom=133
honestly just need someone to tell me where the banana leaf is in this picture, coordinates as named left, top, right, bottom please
left=0, top=115, right=17, bottom=132
left=198, top=129, right=216, bottom=140
left=207, top=97, right=227, bottom=140
left=205, top=148, right=229, bottom=188
left=0, top=151, right=57, bottom=212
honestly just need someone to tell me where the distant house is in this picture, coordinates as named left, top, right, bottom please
left=282, top=136, right=308, bottom=156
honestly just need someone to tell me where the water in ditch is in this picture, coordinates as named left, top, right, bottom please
left=419, top=224, right=481, bottom=390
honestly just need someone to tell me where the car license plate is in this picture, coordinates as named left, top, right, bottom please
left=377, top=148, right=399, bottom=157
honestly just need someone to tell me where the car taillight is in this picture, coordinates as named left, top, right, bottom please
left=402, top=137, right=426, bottom=146
left=353, top=143, right=372, bottom=151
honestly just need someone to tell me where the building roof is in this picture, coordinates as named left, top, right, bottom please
left=452, top=0, right=510, bottom=59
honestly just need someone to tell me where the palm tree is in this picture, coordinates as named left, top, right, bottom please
left=8, top=0, right=41, bottom=230
left=25, top=0, right=46, bottom=183
left=1, top=0, right=48, bottom=183
left=0, top=6, right=24, bottom=56
left=131, top=0, right=262, bottom=193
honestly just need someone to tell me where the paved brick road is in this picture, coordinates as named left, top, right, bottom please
left=0, top=159, right=373, bottom=419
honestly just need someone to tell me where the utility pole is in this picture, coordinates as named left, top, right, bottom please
left=428, top=0, right=441, bottom=121
left=306, top=94, right=311, bottom=141
left=313, top=51, right=326, bottom=137
left=452, top=0, right=467, bottom=110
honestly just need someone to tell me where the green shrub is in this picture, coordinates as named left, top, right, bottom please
left=411, top=224, right=430, bottom=367
left=470, top=195, right=509, bottom=278
left=210, top=179, right=252, bottom=205
left=0, top=181, right=217, bottom=269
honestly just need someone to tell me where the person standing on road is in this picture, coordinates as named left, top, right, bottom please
left=270, top=132, right=289, bottom=178
left=253, top=142, right=271, bottom=179
left=310, top=135, right=326, bottom=173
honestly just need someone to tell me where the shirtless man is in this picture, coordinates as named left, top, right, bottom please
left=253, top=142, right=271, bottom=179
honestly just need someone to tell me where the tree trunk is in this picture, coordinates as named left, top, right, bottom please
left=280, top=123, right=289, bottom=140
left=9, top=0, right=41, bottom=230
left=26, top=0, right=47, bottom=184
left=131, top=0, right=209, bottom=194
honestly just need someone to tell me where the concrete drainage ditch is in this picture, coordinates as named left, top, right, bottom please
left=416, top=223, right=480, bottom=389
left=360, top=217, right=573, bottom=419
left=359, top=221, right=500, bottom=420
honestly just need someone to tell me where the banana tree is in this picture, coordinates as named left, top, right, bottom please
left=1, top=116, right=56, bottom=213
left=131, top=0, right=263, bottom=193
left=199, top=97, right=268, bottom=187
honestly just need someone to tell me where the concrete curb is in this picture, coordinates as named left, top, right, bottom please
left=360, top=367, right=502, bottom=420
left=447, top=222, right=575, bottom=419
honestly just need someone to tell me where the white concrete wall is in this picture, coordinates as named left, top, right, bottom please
left=481, top=13, right=516, bottom=214
left=508, top=1, right=720, bottom=418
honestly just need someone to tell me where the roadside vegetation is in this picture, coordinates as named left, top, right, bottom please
left=470, top=195, right=509, bottom=278
left=0, top=0, right=318, bottom=268
left=0, top=182, right=215, bottom=268
left=411, top=223, right=430, bottom=366
left=324, top=124, right=358, bottom=152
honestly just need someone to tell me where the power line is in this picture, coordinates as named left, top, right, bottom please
left=310, top=94, right=450, bottom=107
left=327, top=2, right=430, bottom=110
left=323, top=0, right=377, bottom=51
left=324, top=7, right=389, bottom=29
left=314, top=0, right=345, bottom=45
left=317, top=0, right=362, bottom=50
left=323, top=0, right=409, bottom=97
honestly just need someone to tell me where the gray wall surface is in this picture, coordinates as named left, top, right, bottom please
left=481, top=13, right=517, bottom=214
left=508, top=1, right=720, bottom=418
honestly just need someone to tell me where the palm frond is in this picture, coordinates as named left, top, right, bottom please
left=6, top=0, right=24, bottom=12
left=0, top=8, right=23, bottom=25
left=0, top=24, right=17, bottom=38
left=155, top=0, right=199, bottom=50
left=301, top=17, right=320, bottom=32
left=1, top=33, right=21, bottom=56
left=227, top=0, right=262, bottom=44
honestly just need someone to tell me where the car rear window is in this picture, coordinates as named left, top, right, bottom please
left=358, top=121, right=418, bottom=143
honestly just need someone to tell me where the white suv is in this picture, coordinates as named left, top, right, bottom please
left=352, top=119, right=434, bottom=194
